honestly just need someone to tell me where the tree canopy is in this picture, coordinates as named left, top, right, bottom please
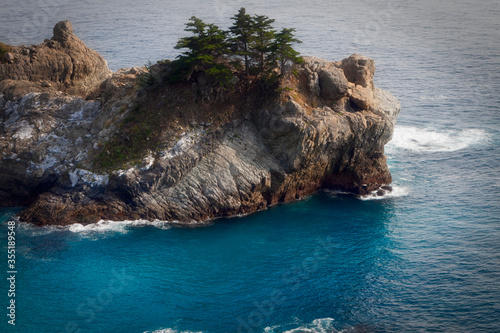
left=172, top=17, right=231, bottom=84
left=166, top=8, right=303, bottom=97
left=270, top=28, right=304, bottom=76
left=251, top=14, right=276, bottom=73
left=229, top=7, right=254, bottom=76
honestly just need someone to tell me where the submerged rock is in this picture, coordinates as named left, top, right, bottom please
left=0, top=21, right=401, bottom=226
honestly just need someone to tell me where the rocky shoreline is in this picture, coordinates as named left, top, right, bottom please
left=0, top=21, right=400, bottom=226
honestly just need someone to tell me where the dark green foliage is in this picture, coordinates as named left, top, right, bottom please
left=205, top=63, right=232, bottom=86
left=172, top=16, right=231, bottom=88
left=270, top=28, right=304, bottom=76
left=0, top=42, right=11, bottom=61
left=251, top=15, right=276, bottom=72
left=137, top=61, right=156, bottom=87
left=229, top=8, right=254, bottom=76
left=166, top=9, right=303, bottom=90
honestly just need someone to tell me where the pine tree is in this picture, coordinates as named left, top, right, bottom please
left=173, top=17, right=231, bottom=86
left=229, top=8, right=254, bottom=76
left=251, top=14, right=275, bottom=73
left=270, top=28, right=304, bottom=76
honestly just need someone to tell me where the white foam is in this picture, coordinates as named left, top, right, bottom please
left=386, top=126, right=490, bottom=153
left=69, top=219, right=171, bottom=234
left=360, top=185, right=410, bottom=201
left=15, top=219, right=171, bottom=239
left=16, top=220, right=67, bottom=236
left=264, top=317, right=339, bottom=333
left=143, top=329, right=203, bottom=333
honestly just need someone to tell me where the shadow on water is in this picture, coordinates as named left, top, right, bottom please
left=0, top=194, right=405, bottom=333
left=167, top=192, right=406, bottom=332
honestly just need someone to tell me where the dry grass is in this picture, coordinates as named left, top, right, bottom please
left=93, top=76, right=277, bottom=171
left=0, top=42, right=12, bottom=62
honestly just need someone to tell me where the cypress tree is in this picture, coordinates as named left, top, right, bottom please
left=173, top=17, right=231, bottom=86
left=229, top=8, right=254, bottom=76
left=270, top=28, right=304, bottom=76
left=251, top=15, right=276, bottom=73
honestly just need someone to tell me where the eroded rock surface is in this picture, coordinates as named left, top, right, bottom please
left=0, top=20, right=111, bottom=99
left=0, top=21, right=400, bottom=226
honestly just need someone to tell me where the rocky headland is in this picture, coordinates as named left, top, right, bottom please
left=0, top=21, right=400, bottom=226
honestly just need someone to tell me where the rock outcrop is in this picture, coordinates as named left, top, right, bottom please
left=0, top=21, right=400, bottom=226
left=0, top=20, right=111, bottom=99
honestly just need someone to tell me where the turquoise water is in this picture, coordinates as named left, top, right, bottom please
left=1, top=0, right=500, bottom=332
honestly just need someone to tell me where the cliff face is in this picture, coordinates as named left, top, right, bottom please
left=0, top=21, right=400, bottom=226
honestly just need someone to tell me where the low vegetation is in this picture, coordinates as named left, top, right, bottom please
left=0, top=42, right=12, bottom=62
left=94, top=8, right=304, bottom=171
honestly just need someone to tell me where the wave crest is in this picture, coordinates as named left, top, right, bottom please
left=265, top=318, right=338, bottom=333
left=143, top=329, right=202, bottom=333
left=360, top=185, right=410, bottom=201
left=386, top=126, right=490, bottom=153
left=16, top=218, right=171, bottom=238
left=68, top=219, right=171, bottom=233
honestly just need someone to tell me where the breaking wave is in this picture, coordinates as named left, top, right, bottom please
left=264, top=318, right=340, bottom=333
left=143, top=329, right=203, bottom=333
left=386, top=126, right=490, bottom=153
left=359, top=185, right=410, bottom=201
left=324, top=185, right=410, bottom=201
left=144, top=318, right=359, bottom=333
left=68, top=219, right=171, bottom=233
left=16, top=218, right=171, bottom=239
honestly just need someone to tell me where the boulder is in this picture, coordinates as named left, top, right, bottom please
left=341, top=54, right=376, bottom=88
left=3, top=52, right=14, bottom=64
left=318, top=67, right=349, bottom=100
left=0, top=20, right=111, bottom=98
left=349, top=84, right=374, bottom=110
left=52, top=20, right=74, bottom=43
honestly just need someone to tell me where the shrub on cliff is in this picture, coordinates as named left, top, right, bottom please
left=269, top=28, right=304, bottom=76
left=168, top=17, right=233, bottom=100
left=0, top=42, right=12, bottom=62
left=180, top=10, right=303, bottom=77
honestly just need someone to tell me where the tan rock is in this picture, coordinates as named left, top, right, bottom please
left=341, top=54, right=376, bottom=88
left=0, top=42, right=400, bottom=225
left=318, top=67, right=349, bottom=100
left=349, top=84, right=374, bottom=110
left=0, top=20, right=111, bottom=97
left=3, top=52, right=14, bottom=64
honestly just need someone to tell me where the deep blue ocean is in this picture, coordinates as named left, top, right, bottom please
left=1, top=0, right=500, bottom=332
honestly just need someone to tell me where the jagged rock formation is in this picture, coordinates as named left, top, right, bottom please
left=0, top=20, right=111, bottom=99
left=0, top=21, right=400, bottom=226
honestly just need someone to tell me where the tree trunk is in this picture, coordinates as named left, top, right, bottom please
left=244, top=43, right=249, bottom=76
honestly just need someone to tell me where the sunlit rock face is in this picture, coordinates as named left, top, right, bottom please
left=0, top=21, right=400, bottom=225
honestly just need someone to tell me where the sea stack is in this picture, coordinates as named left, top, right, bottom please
left=0, top=21, right=400, bottom=226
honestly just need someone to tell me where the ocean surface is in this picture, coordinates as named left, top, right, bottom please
left=1, top=0, right=500, bottom=332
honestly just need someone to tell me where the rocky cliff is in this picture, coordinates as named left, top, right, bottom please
left=0, top=20, right=111, bottom=99
left=0, top=21, right=400, bottom=226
